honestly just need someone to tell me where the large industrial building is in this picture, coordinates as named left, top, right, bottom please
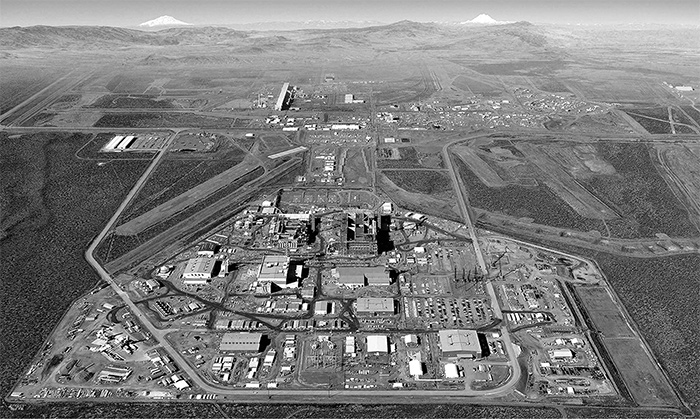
left=439, top=329, right=482, bottom=359
left=274, top=82, right=290, bottom=111
left=336, top=267, right=390, bottom=287
left=341, top=212, right=378, bottom=255
left=258, top=255, right=297, bottom=288
left=220, top=332, right=264, bottom=352
left=182, top=257, right=216, bottom=284
left=356, top=297, right=395, bottom=315
left=366, top=335, right=389, bottom=353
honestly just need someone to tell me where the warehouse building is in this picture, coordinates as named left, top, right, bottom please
left=182, top=257, right=216, bottom=284
left=258, top=255, right=297, bottom=288
left=220, top=332, right=264, bottom=352
left=356, top=297, right=395, bottom=315
left=274, top=82, right=290, bottom=111
left=439, top=329, right=482, bottom=359
left=336, top=266, right=390, bottom=287
left=366, top=335, right=389, bottom=353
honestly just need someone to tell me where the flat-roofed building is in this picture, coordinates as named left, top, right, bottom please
left=356, top=297, right=394, bottom=315
left=551, top=348, right=574, bottom=359
left=220, top=332, right=263, bottom=352
left=439, top=329, right=482, bottom=359
left=366, top=335, right=389, bottom=353
left=337, top=266, right=390, bottom=287
left=182, top=257, right=216, bottom=284
left=258, top=255, right=295, bottom=288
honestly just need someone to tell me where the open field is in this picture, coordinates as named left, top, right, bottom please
left=114, top=155, right=260, bottom=235
left=98, top=165, right=265, bottom=264
left=604, top=340, right=680, bottom=407
left=0, top=132, right=148, bottom=401
left=574, top=286, right=680, bottom=407
left=574, top=287, right=635, bottom=338
left=343, top=148, right=371, bottom=187
left=117, top=140, right=249, bottom=224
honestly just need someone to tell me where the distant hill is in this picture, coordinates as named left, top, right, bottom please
left=0, top=20, right=570, bottom=53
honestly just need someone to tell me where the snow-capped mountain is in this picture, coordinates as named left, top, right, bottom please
left=139, top=15, right=192, bottom=28
left=460, top=14, right=511, bottom=25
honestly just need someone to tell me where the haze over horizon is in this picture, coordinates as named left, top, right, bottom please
left=1, top=0, right=699, bottom=27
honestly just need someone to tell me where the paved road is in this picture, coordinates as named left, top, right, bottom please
left=442, top=135, right=523, bottom=397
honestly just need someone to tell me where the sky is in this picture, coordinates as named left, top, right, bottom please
left=1, top=0, right=698, bottom=27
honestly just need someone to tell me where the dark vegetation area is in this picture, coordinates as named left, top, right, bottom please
left=680, top=106, right=700, bottom=125
left=625, top=112, right=673, bottom=134
left=93, top=113, right=236, bottom=129
left=3, top=402, right=564, bottom=418
left=670, top=107, right=696, bottom=127
left=454, top=156, right=605, bottom=233
left=382, top=170, right=453, bottom=196
left=0, top=132, right=148, bottom=405
left=88, top=94, right=174, bottom=109
left=675, top=125, right=696, bottom=134
left=581, top=143, right=698, bottom=238
left=627, top=107, right=670, bottom=120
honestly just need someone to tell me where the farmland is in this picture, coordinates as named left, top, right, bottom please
left=0, top=132, right=148, bottom=402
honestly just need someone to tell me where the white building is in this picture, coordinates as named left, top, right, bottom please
left=366, top=335, right=389, bottom=353
left=182, top=258, right=216, bottom=284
